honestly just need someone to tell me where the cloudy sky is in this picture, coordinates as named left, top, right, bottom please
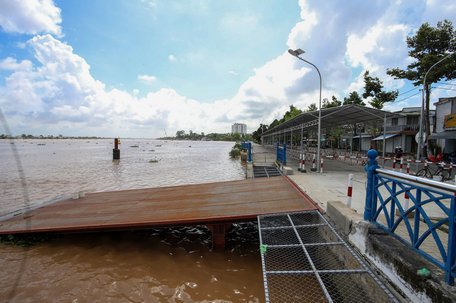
left=0, top=0, right=455, bottom=138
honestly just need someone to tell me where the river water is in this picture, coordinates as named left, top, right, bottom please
left=0, top=139, right=264, bottom=302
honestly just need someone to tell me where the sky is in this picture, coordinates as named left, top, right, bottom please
left=0, top=0, right=455, bottom=138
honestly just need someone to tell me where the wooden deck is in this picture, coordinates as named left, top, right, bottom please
left=0, top=176, right=317, bottom=236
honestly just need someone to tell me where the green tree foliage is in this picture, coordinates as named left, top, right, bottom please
left=343, top=91, right=365, bottom=106
left=306, top=103, right=317, bottom=111
left=280, top=105, right=303, bottom=123
left=326, top=127, right=343, bottom=149
left=322, top=96, right=341, bottom=108
left=252, top=123, right=268, bottom=143
left=176, top=130, right=186, bottom=139
left=387, top=19, right=456, bottom=138
left=269, top=118, right=280, bottom=129
left=362, top=71, right=398, bottom=109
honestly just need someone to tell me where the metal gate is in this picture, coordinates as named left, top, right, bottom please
left=258, top=210, right=398, bottom=302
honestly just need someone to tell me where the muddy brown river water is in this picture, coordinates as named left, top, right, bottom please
left=0, top=139, right=264, bottom=302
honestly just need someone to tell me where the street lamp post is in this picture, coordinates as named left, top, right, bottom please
left=288, top=48, right=322, bottom=173
left=417, top=52, right=454, bottom=160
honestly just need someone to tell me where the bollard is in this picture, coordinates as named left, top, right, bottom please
left=301, top=152, right=306, bottom=173
left=406, top=161, right=411, bottom=174
left=113, top=138, right=120, bottom=160
left=311, top=154, right=317, bottom=172
left=298, top=153, right=307, bottom=173
left=347, top=173, right=353, bottom=208
left=393, top=157, right=397, bottom=170
left=404, top=191, right=410, bottom=212
left=399, top=157, right=404, bottom=173
left=320, top=158, right=324, bottom=173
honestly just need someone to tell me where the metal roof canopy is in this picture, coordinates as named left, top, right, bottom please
left=372, top=133, right=399, bottom=141
left=431, top=131, right=456, bottom=139
left=262, top=104, right=401, bottom=135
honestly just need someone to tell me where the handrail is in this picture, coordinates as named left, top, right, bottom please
left=376, top=168, right=456, bottom=193
left=365, top=149, right=456, bottom=285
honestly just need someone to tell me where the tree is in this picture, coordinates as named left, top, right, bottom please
left=252, top=124, right=268, bottom=143
left=362, top=71, right=398, bottom=109
left=387, top=19, right=456, bottom=142
left=269, top=118, right=280, bottom=129
left=176, top=130, right=186, bottom=138
left=307, top=103, right=318, bottom=112
left=326, top=126, right=343, bottom=149
left=322, top=96, right=341, bottom=108
left=280, top=105, right=303, bottom=123
left=343, top=91, right=365, bottom=106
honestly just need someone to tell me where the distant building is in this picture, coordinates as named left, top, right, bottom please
left=432, top=97, right=456, bottom=161
left=231, top=123, right=247, bottom=135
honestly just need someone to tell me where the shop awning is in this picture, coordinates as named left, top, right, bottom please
left=430, top=131, right=456, bottom=139
left=372, top=134, right=399, bottom=141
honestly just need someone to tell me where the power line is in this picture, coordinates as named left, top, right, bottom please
left=436, top=80, right=456, bottom=85
left=432, top=84, right=456, bottom=89
left=393, top=91, right=421, bottom=103
left=432, top=86, right=456, bottom=92
left=397, top=86, right=419, bottom=96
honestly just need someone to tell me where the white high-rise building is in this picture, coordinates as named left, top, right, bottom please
left=231, top=123, right=247, bottom=135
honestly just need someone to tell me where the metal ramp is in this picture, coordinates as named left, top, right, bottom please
left=253, top=165, right=282, bottom=178
left=258, top=210, right=398, bottom=303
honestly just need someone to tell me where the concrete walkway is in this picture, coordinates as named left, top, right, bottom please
left=252, top=143, right=367, bottom=213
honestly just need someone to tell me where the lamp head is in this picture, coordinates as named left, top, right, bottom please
left=288, top=48, right=305, bottom=57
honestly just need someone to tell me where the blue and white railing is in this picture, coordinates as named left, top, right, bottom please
left=241, top=141, right=252, bottom=162
left=364, top=149, right=456, bottom=285
left=276, top=143, right=286, bottom=165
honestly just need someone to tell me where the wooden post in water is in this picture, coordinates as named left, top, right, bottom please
left=113, top=138, right=120, bottom=160
left=207, top=223, right=232, bottom=250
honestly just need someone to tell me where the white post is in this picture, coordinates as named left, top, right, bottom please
left=302, top=152, right=306, bottom=173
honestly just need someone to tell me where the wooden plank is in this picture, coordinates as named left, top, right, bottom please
left=0, top=176, right=317, bottom=234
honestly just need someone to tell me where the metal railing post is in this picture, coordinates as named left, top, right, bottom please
left=276, top=143, right=279, bottom=163
left=283, top=144, right=287, bottom=165
left=364, top=149, right=379, bottom=221
left=446, top=194, right=456, bottom=284
left=247, top=142, right=252, bottom=163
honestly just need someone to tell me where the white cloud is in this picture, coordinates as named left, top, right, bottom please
left=0, top=57, right=33, bottom=71
left=346, top=23, right=410, bottom=73
left=228, top=70, right=238, bottom=76
left=0, top=0, right=61, bottom=35
left=1, top=0, right=456, bottom=137
left=138, top=74, right=157, bottom=83
left=0, top=35, right=233, bottom=136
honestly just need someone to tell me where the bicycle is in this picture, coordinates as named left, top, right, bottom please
left=415, top=161, right=452, bottom=181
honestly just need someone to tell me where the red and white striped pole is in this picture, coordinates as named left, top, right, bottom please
left=320, top=158, right=324, bottom=173
left=347, top=173, right=353, bottom=208
left=404, top=191, right=410, bottom=215
left=298, top=153, right=303, bottom=172
left=311, top=154, right=317, bottom=172
left=301, top=152, right=306, bottom=173
left=393, top=157, right=397, bottom=170
left=406, top=161, right=411, bottom=174
left=399, top=157, right=404, bottom=173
